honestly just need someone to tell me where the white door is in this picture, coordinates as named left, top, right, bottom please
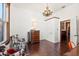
left=70, top=16, right=78, bottom=48
left=77, top=16, right=79, bottom=46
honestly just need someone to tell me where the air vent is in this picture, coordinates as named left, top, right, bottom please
left=62, top=5, right=66, bottom=8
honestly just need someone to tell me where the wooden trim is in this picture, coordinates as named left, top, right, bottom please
left=60, top=20, right=70, bottom=44
left=6, top=3, right=10, bottom=40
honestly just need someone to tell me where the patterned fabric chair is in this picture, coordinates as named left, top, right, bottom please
left=0, top=34, right=29, bottom=56
left=0, top=45, right=5, bottom=56
left=0, top=46, right=5, bottom=52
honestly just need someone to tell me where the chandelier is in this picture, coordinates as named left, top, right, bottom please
left=43, top=4, right=53, bottom=17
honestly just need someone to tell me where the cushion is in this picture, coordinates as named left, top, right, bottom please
left=7, top=48, right=16, bottom=55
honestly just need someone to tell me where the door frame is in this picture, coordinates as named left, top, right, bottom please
left=60, top=20, right=70, bottom=43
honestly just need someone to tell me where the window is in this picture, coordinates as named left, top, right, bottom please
left=0, top=3, right=5, bottom=42
left=0, top=4, right=2, bottom=19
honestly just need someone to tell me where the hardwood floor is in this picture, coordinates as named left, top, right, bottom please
left=60, top=41, right=71, bottom=55
left=27, top=40, right=74, bottom=56
left=64, top=46, right=79, bottom=56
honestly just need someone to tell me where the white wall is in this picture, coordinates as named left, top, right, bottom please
left=53, top=4, right=79, bottom=47
left=10, top=6, right=33, bottom=41
left=10, top=4, right=57, bottom=42
left=10, top=4, right=79, bottom=45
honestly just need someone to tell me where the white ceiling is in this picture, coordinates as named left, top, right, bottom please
left=12, top=3, right=73, bottom=12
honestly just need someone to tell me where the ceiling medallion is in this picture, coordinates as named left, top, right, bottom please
left=43, top=5, right=53, bottom=17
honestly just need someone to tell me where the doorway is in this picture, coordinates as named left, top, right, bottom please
left=60, top=20, right=70, bottom=55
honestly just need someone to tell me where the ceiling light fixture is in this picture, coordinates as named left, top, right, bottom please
left=43, top=4, right=53, bottom=17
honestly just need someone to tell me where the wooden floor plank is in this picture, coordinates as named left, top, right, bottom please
left=27, top=40, right=76, bottom=56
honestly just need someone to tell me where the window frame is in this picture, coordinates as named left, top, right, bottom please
left=0, top=3, right=5, bottom=42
